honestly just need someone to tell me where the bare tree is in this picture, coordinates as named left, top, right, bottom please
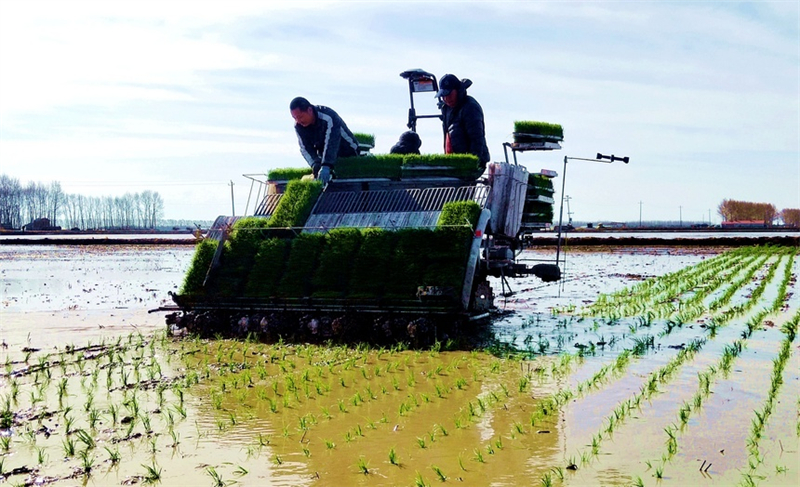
left=718, top=199, right=777, bottom=225
left=1, top=174, right=167, bottom=230
left=781, top=208, right=800, bottom=228
left=0, top=175, right=22, bottom=228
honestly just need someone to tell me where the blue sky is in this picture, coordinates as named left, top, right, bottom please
left=1, top=1, right=797, bottom=223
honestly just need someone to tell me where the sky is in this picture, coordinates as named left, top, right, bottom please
left=1, top=1, right=798, bottom=224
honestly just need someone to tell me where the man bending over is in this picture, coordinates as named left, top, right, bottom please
left=290, top=97, right=359, bottom=184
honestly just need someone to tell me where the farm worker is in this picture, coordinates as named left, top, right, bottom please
left=436, top=74, right=491, bottom=170
left=290, top=97, right=359, bottom=185
left=390, top=130, right=422, bottom=155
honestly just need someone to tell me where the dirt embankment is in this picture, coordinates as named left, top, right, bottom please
left=0, top=237, right=197, bottom=245
left=527, top=235, right=799, bottom=247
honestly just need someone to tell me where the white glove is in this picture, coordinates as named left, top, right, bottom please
left=318, top=165, right=332, bottom=185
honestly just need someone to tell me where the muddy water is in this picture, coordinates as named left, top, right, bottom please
left=1, top=244, right=799, bottom=486
left=1, top=245, right=193, bottom=349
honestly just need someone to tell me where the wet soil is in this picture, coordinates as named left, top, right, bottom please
left=1, top=243, right=798, bottom=486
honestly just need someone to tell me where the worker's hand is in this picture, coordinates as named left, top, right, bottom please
left=318, top=166, right=332, bottom=185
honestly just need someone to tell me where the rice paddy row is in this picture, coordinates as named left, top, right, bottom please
left=1, top=244, right=797, bottom=486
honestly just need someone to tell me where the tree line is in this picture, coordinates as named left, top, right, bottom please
left=717, top=199, right=799, bottom=227
left=0, top=174, right=164, bottom=230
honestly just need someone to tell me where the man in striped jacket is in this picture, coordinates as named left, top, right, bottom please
left=290, top=97, right=359, bottom=184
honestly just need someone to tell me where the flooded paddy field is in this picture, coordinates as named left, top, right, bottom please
left=1, top=243, right=798, bottom=486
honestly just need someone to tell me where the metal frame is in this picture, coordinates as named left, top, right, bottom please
left=242, top=173, right=269, bottom=216
left=399, top=69, right=442, bottom=132
left=554, top=154, right=629, bottom=265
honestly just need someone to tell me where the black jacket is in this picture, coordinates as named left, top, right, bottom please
left=295, top=105, right=359, bottom=171
left=441, top=95, right=490, bottom=166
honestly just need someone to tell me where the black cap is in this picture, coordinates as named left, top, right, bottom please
left=435, top=74, right=462, bottom=97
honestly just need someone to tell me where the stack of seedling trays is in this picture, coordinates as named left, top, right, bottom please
left=332, top=153, right=482, bottom=180
left=521, top=172, right=555, bottom=230
left=354, top=132, right=375, bottom=155
left=178, top=192, right=482, bottom=313
left=512, top=121, right=563, bottom=151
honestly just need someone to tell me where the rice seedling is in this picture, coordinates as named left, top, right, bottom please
left=75, top=428, right=96, bottom=450
left=169, top=430, right=180, bottom=448
left=62, top=436, right=76, bottom=457
left=431, top=465, right=447, bottom=482
left=140, top=413, right=153, bottom=432
left=36, top=446, right=47, bottom=464
left=325, top=439, right=335, bottom=449
left=79, top=449, right=95, bottom=474
left=211, top=393, right=223, bottom=410
left=0, top=436, right=10, bottom=452
left=590, top=434, right=600, bottom=455
left=125, top=416, right=138, bottom=437
left=414, top=471, right=430, bottom=487
left=105, top=446, right=121, bottom=464
left=141, top=461, right=162, bottom=484
left=474, top=448, right=484, bottom=463
left=357, top=456, right=370, bottom=474
left=206, top=466, right=225, bottom=487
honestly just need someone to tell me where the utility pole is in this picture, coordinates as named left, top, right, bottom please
left=639, top=201, right=643, bottom=228
left=679, top=206, right=682, bottom=228
left=565, top=195, right=573, bottom=226
left=229, top=180, right=235, bottom=216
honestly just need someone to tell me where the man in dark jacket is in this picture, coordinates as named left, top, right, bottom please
left=290, top=97, right=359, bottom=184
left=436, top=74, right=490, bottom=169
left=390, top=130, right=422, bottom=155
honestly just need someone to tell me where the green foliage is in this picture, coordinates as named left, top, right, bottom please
left=514, top=121, right=564, bottom=139
left=245, top=238, right=291, bottom=297
left=335, top=155, right=404, bottom=179
left=522, top=201, right=554, bottom=224
left=278, top=233, right=326, bottom=297
left=402, top=154, right=481, bottom=178
left=422, top=227, right=473, bottom=289
left=437, top=201, right=482, bottom=229
left=215, top=217, right=272, bottom=297
left=524, top=174, right=554, bottom=224
left=348, top=229, right=397, bottom=298
left=528, top=173, right=554, bottom=192
left=385, top=228, right=433, bottom=298
left=268, top=180, right=323, bottom=228
left=180, top=184, right=475, bottom=302
left=231, top=217, right=273, bottom=247
left=180, top=239, right=218, bottom=294
left=335, top=154, right=481, bottom=180
left=312, top=229, right=364, bottom=298
left=353, top=133, right=375, bottom=146
left=267, top=167, right=312, bottom=181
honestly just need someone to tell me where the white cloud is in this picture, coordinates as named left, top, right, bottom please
left=0, top=1, right=797, bottom=222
